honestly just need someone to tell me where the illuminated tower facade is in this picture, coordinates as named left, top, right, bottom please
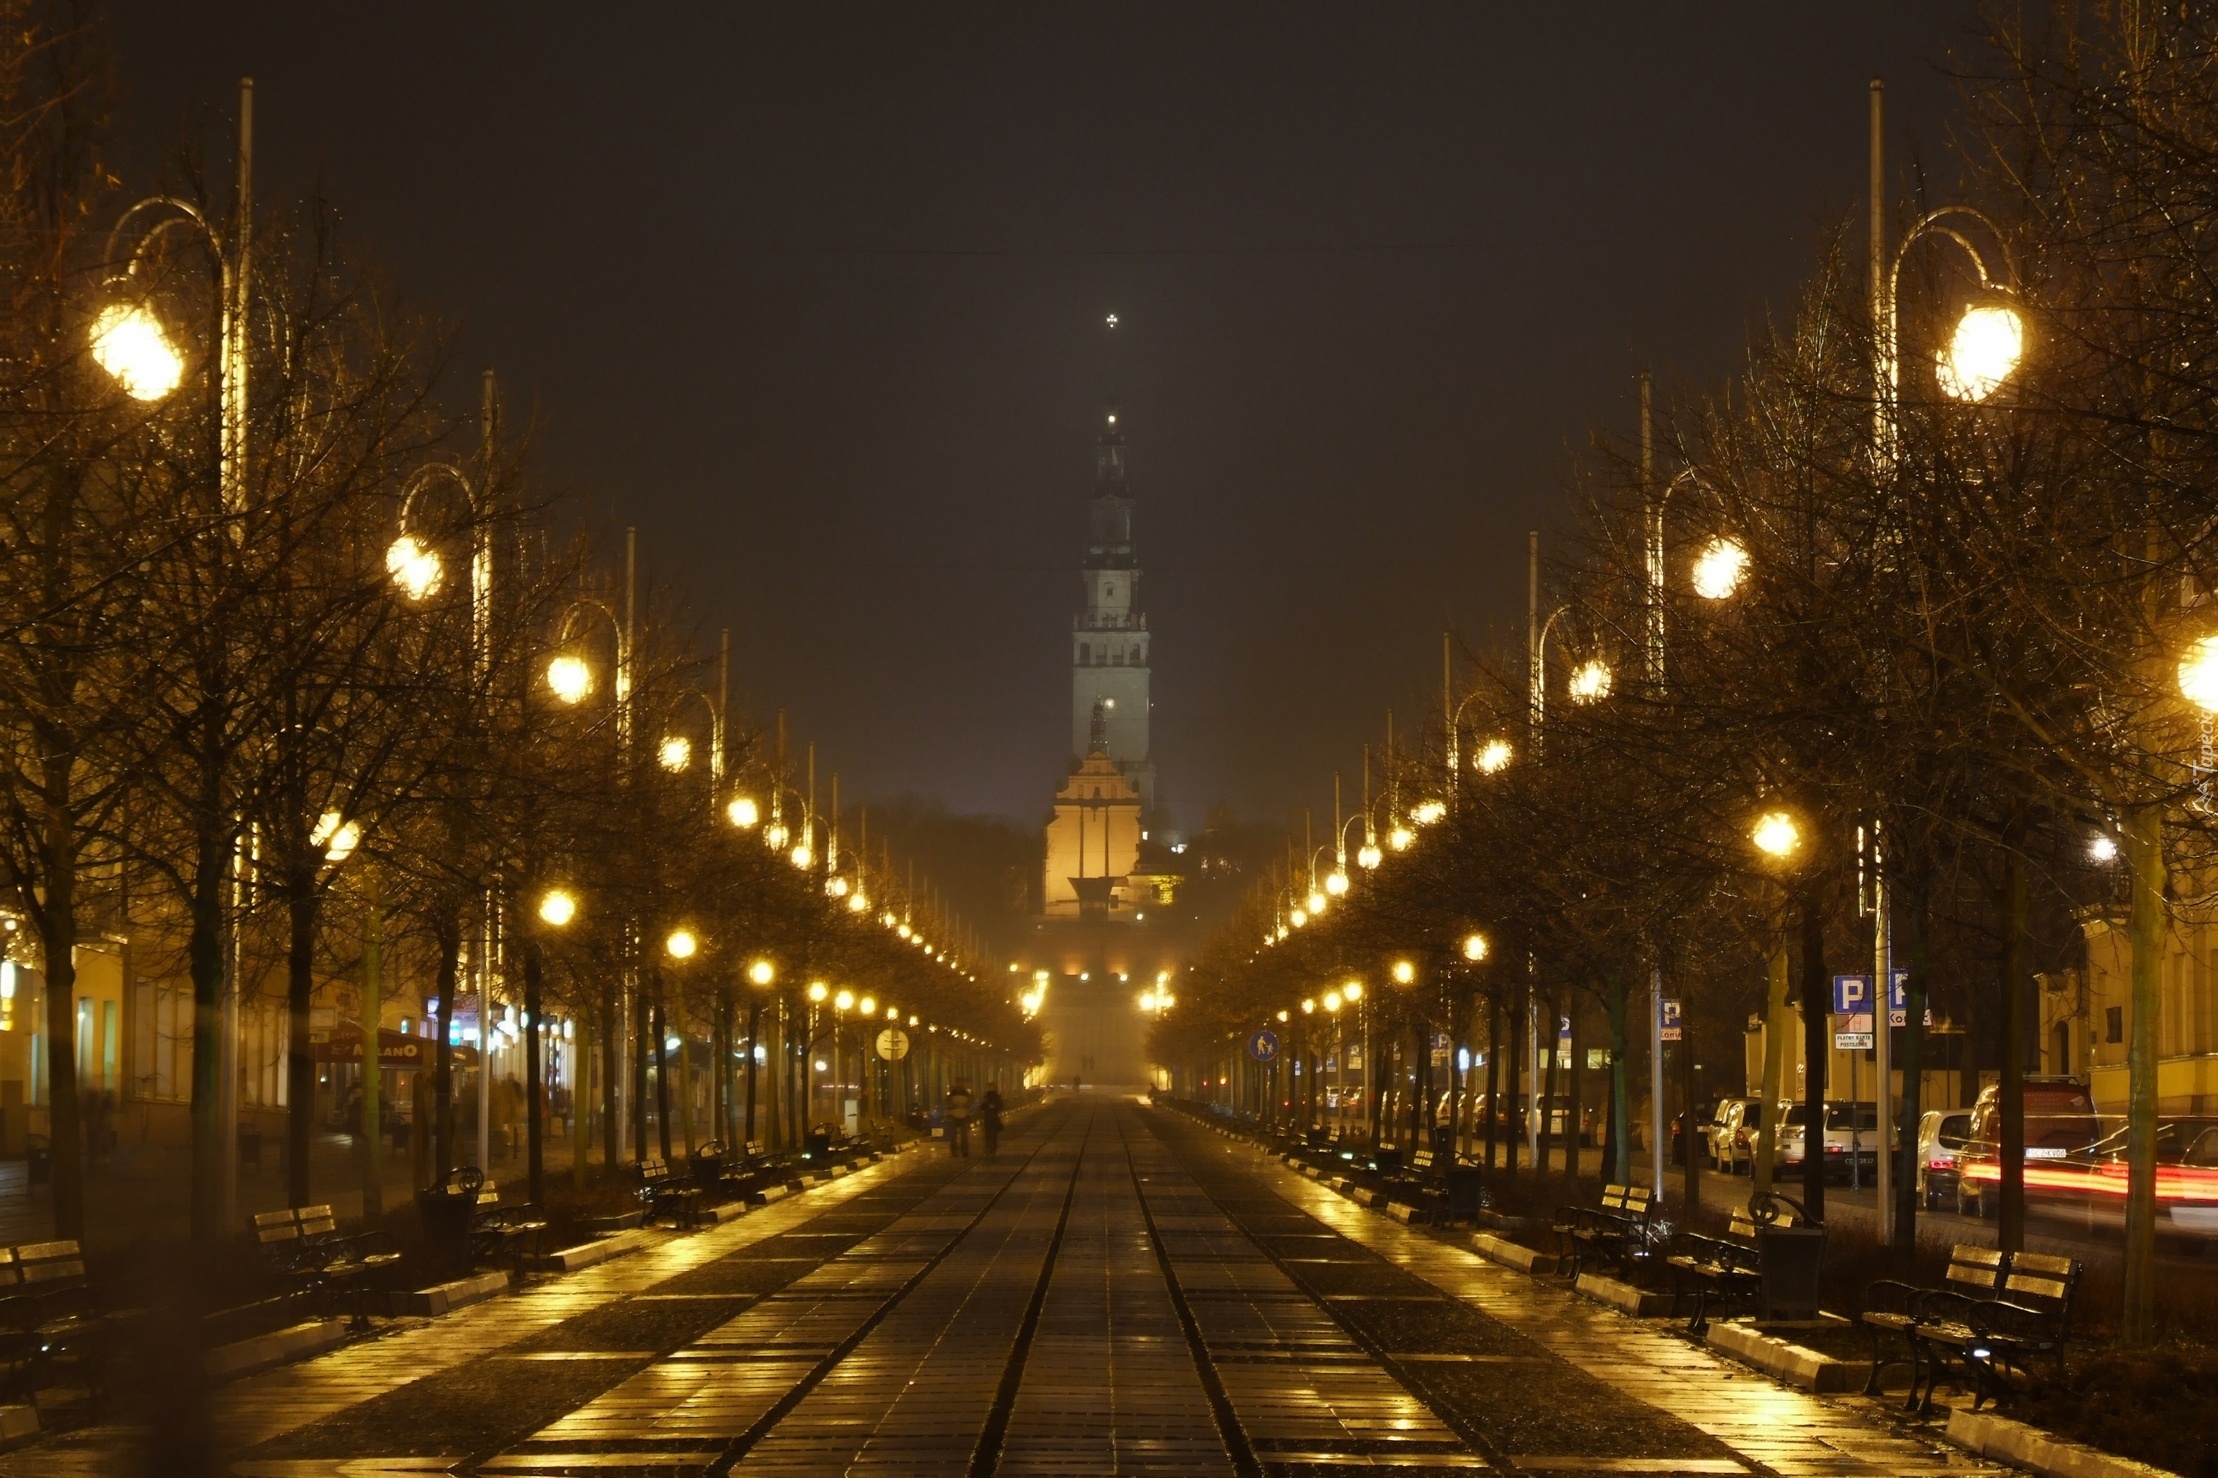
left=1071, top=408, right=1154, bottom=810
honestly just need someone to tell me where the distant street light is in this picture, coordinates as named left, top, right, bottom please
left=546, top=654, right=593, bottom=704
left=1568, top=660, right=1613, bottom=704
left=537, top=889, right=578, bottom=928
left=665, top=928, right=698, bottom=960
left=1935, top=303, right=2026, bottom=403
left=726, top=795, right=759, bottom=828
left=2178, top=635, right=2218, bottom=711
left=1751, top=810, right=1802, bottom=861
left=1691, top=537, right=1749, bottom=601
left=1462, top=932, right=1489, bottom=962
left=748, top=958, right=775, bottom=987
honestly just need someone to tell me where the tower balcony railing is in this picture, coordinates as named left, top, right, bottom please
left=1073, top=612, right=1147, bottom=631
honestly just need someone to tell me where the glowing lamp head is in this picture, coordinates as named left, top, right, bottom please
left=1357, top=841, right=1383, bottom=869
left=858, top=995, right=875, bottom=1015
left=807, top=981, right=828, bottom=1003
left=310, top=812, right=361, bottom=865
left=1691, top=537, right=1748, bottom=601
left=726, top=795, right=759, bottom=828
left=1389, top=825, right=1414, bottom=852
left=1569, top=659, right=1613, bottom=704
left=826, top=875, right=849, bottom=897
left=1301, top=997, right=1315, bottom=1014
left=1276, top=1009, right=1289, bottom=1022
left=1476, top=738, right=1513, bottom=774
left=834, top=989, right=854, bottom=1012
left=386, top=534, right=444, bottom=601
left=1751, top=810, right=1802, bottom=861
left=1305, top=890, right=1327, bottom=915
left=1412, top=799, right=1446, bottom=825
left=1289, top=908, right=1308, bottom=929
left=1936, top=302, right=2025, bottom=403
left=665, top=928, right=698, bottom=960
left=2180, top=635, right=2218, bottom=712
left=747, top=958, right=775, bottom=987
left=546, top=654, right=593, bottom=704
left=790, top=842, right=814, bottom=870
left=764, top=821, right=789, bottom=849
left=848, top=890, right=869, bottom=912
left=90, top=302, right=183, bottom=401
left=1391, top=959, right=1416, bottom=985
left=1462, top=931, right=1489, bottom=962
left=1343, top=981, right=1364, bottom=1002
left=658, top=736, right=692, bottom=772
left=537, top=888, right=578, bottom=928
left=1323, top=991, right=1342, bottom=1013
left=1325, top=869, right=1349, bottom=896
left=2089, top=834, right=2119, bottom=865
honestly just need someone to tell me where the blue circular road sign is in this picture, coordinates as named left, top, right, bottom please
left=1248, top=1029, right=1280, bottom=1062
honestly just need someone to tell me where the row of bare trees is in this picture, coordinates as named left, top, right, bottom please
left=1157, top=5, right=2218, bottom=1345
left=0, top=6, right=1028, bottom=1248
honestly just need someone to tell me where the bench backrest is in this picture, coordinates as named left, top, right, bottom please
left=15, top=1240, right=85, bottom=1288
left=1411, top=1149, right=1435, bottom=1171
left=1601, top=1184, right=1653, bottom=1216
left=2000, top=1251, right=2081, bottom=1322
left=249, top=1205, right=339, bottom=1246
left=1944, top=1244, right=2011, bottom=1298
left=639, top=1159, right=670, bottom=1183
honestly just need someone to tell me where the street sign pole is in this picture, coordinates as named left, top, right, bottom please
left=1874, top=857, right=1892, bottom=1245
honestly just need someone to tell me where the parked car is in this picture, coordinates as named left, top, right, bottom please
left=1954, top=1077, right=2100, bottom=1218
left=1713, top=1098, right=1763, bottom=1174
left=1673, top=1098, right=1722, bottom=1166
left=1432, top=1091, right=1592, bottom=1144
left=1820, top=1101, right=1883, bottom=1179
left=1917, top=1110, right=1973, bottom=1209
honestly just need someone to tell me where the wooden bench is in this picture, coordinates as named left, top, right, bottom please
left=469, top=1181, right=549, bottom=1271
left=1861, top=1245, right=2084, bottom=1412
left=1666, top=1200, right=1801, bottom=1334
left=249, top=1204, right=404, bottom=1329
left=1554, top=1184, right=1657, bottom=1279
left=637, top=1158, right=706, bottom=1228
left=0, top=1241, right=117, bottom=1400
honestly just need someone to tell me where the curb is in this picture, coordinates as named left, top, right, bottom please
left=1573, top=1271, right=1672, bottom=1317
left=0, top=1403, right=36, bottom=1450
left=536, top=1227, right=649, bottom=1273
left=399, top=1269, right=509, bottom=1317
left=204, top=1317, right=350, bottom=1380
left=1471, top=1231, right=1557, bottom=1275
left=1703, top=1320, right=1868, bottom=1393
left=1945, top=1406, right=2180, bottom=1478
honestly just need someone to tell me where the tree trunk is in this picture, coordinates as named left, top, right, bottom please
left=744, top=997, right=762, bottom=1146
left=1568, top=1000, right=1585, bottom=1191
left=285, top=865, right=318, bottom=1209
left=1799, top=880, right=1828, bottom=1220
left=2122, top=804, right=2164, bottom=1343
left=2000, top=826, right=2029, bottom=1253
left=1891, top=867, right=1933, bottom=1269
left=188, top=820, right=230, bottom=1244
left=360, top=878, right=383, bottom=1222
left=599, top=983, right=618, bottom=1173
left=433, top=915, right=461, bottom=1179
left=1680, top=991, right=1701, bottom=1214
left=1609, top=977, right=1632, bottom=1186
left=1483, top=993, right=1501, bottom=1175
left=37, top=804, right=83, bottom=1241
left=1503, top=992, right=1521, bottom=1181
left=523, top=938, right=544, bottom=1207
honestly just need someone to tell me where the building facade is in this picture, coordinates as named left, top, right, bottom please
left=1070, top=408, right=1154, bottom=811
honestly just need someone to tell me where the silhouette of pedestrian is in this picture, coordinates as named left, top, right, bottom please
left=947, top=1081, right=974, bottom=1157
left=981, top=1085, right=1005, bottom=1156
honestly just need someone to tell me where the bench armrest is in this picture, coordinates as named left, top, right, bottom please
left=1859, top=1278, right=1923, bottom=1319
left=1971, top=1297, right=2066, bottom=1346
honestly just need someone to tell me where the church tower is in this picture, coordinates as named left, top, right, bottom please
left=1071, top=408, right=1154, bottom=810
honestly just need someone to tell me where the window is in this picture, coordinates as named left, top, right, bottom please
left=2107, top=1005, right=2124, bottom=1044
left=1078, top=643, right=1090, bottom=665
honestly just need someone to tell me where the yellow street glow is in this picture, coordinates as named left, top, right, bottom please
left=1343, top=981, right=1364, bottom=1002
left=2180, top=635, right=2218, bottom=712
left=1358, top=841, right=1383, bottom=869
left=386, top=534, right=444, bottom=601
left=1691, top=537, right=1748, bottom=601
left=1411, top=799, right=1446, bottom=825
left=858, top=995, right=875, bottom=1015
left=1391, top=959, right=1416, bottom=985
left=834, top=989, right=855, bottom=1011
left=1305, top=890, right=1327, bottom=914
left=1462, top=931, right=1489, bottom=962
left=1325, top=869, right=1349, bottom=896
left=747, top=958, right=775, bottom=986
left=1569, top=659, right=1613, bottom=704
left=1476, top=738, right=1512, bottom=774
left=1323, top=991, right=1342, bottom=1012
left=790, top=842, right=814, bottom=870
left=1936, top=302, right=2025, bottom=403
left=1389, top=825, right=1413, bottom=852
left=546, top=654, right=592, bottom=704
left=1289, top=908, right=1308, bottom=929
left=1751, top=810, right=1801, bottom=860
left=665, top=928, right=698, bottom=960
left=538, top=889, right=578, bottom=928
left=311, top=811, right=360, bottom=865
left=807, top=981, right=828, bottom=1002
left=658, top=736, right=692, bottom=772
left=90, top=302, right=183, bottom=401
left=726, top=795, right=759, bottom=828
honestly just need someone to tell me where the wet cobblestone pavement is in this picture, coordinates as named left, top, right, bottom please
left=4, top=1100, right=2006, bottom=1476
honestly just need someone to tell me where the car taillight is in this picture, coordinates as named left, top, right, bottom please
left=1928, top=1158, right=1951, bottom=1171
left=1824, top=1144, right=1843, bottom=1154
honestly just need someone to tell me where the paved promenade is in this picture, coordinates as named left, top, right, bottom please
left=7, top=1098, right=1998, bottom=1476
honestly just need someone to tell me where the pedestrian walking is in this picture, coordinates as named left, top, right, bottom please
left=981, top=1085, right=1004, bottom=1156
left=947, top=1081, right=974, bottom=1157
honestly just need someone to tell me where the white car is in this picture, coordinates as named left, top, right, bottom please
left=1917, top=1110, right=1972, bottom=1209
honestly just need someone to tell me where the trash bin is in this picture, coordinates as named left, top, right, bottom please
left=1756, top=1223, right=1827, bottom=1322
left=1370, top=1146, right=1404, bottom=1175
left=690, top=1145, right=725, bottom=1192
left=238, top=1123, right=263, bottom=1171
left=804, top=1130, right=832, bottom=1161
left=1444, top=1166, right=1485, bottom=1224
left=24, top=1135, right=48, bottom=1186
left=417, top=1169, right=482, bottom=1277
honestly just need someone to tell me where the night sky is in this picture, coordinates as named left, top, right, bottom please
left=105, top=5, right=1972, bottom=835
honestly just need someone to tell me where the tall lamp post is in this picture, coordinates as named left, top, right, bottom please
left=93, top=77, right=253, bottom=1239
